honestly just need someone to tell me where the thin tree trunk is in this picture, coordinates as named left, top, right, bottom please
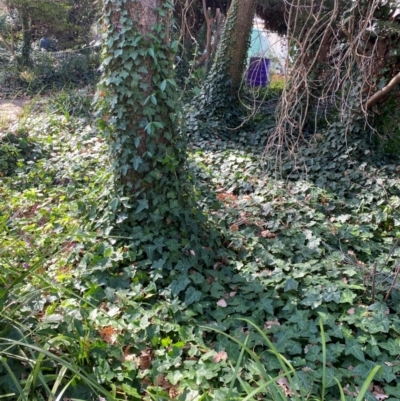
left=215, top=0, right=256, bottom=92
left=228, top=0, right=256, bottom=90
left=20, top=11, right=31, bottom=67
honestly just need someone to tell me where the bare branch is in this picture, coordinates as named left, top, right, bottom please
left=365, top=72, right=400, bottom=110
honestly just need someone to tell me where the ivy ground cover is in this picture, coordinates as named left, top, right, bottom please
left=1, top=90, right=400, bottom=400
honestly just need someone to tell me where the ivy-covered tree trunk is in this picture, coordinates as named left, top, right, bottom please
left=97, top=0, right=217, bottom=273
left=221, top=0, right=256, bottom=92
left=188, top=0, right=256, bottom=137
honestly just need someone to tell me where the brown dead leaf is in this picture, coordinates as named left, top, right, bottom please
left=372, top=384, right=389, bottom=400
left=122, top=346, right=137, bottom=364
left=230, top=224, right=239, bottom=231
left=169, top=387, right=180, bottom=399
left=139, top=349, right=153, bottom=370
left=213, top=350, right=228, bottom=363
left=260, top=230, right=277, bottom=238
left=347, top=308, right=355, bottom=315
left=276, top=376, right=293, bottom=396
left=155, top=374, right=172, bottom=388
left=98, top=326, right=118, bottom=344
left=217, top=193, right=238, bottom=202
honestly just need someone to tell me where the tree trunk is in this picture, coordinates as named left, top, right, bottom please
left=188, top=0, right=256, bottom=137
left=20, top=11, right=31, bottom=67
left=212, top=0, right=256, bottom=93
left=224, top=0, right=256, bottom=91
left=97, top=0, right=216, bottom=269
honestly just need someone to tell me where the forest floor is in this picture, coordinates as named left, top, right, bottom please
left=1, top=88, right=400, bottom=400
left=0, top=98, right=27, bottom=126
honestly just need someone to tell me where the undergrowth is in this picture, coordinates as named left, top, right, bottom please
left=1, top=89, right=400, bottom=400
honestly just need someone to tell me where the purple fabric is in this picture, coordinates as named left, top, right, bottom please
left=246, top=57, right=270, bottom=87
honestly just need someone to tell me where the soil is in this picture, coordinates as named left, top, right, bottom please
left=0, top=99, right=28, bottom=124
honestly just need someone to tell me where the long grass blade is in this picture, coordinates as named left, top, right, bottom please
left=319, top=319, right=326, bottom=401
left=0, top=339, right=116, bottom=400
left=333, top=377, right=346, bottom=401
left=227, top=335, right=249, bottom=399
left=355, top=365, right=382, bottom=401
left=0, top=356, right=26, bottom=401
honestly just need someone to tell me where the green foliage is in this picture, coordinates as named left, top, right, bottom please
left=206, top=318, right=383, bottom=401
left=0, top=132, right=43, bottom=176
left=1, top=87, right=400, bottom=399
left=0, top=50, right=100, bottom=95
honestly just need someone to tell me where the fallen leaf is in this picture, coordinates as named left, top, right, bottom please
left=261, top=230, right=277, bottom=238
left=213, top=350, right=228, bottom=363
left=98, top=326, right=118, bottom=344
left=217, top=299, right=227, bottom=307
left=347, top=308, right=355, bottom=315
left=169, top=387, right=180, bottom=399
left=276, top=376, right=293, bottom=396
left=139, top=349, right=152, bottom=369
left=264, top=319, right=281, bottom=330
left=230, top=224, right=239, bottom=231
left=372, top=384, right=389, bottom=400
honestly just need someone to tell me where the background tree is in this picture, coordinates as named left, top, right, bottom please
left=187, top=0, right=257, bottom=138
left=0, top=0, right=101, bottom=66
left=1, top=0, right=70, bottom=65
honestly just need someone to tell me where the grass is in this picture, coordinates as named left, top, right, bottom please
left=1, top=87, right=400, bottom=400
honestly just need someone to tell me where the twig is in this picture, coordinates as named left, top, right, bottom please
left=371, top=261, right=377, bottom=303
left=384, top=262, right=400, bottom=302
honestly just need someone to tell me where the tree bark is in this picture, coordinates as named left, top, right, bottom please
left=209, top=0, right=256, bottom=92
left=97, top=0, right=218, bottom=268
left=365, top=72, right=400, bottom=110
left=20, top=11, right=31, bottom=67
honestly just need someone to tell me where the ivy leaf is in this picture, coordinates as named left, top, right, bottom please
left=132, top=155, right=142, bottom=170
left=339, top=288, right=357, bottom=304
left=110, top=198, right=119, bottom=213
left=160, top=80, right=167, bottom=92
left=259, top=298, right=274, bottom=315
left=284, top=278, right=299, bottom=292
left=345, top=339, right=365, bottom=361
left=170, top=277, right=191, bottom=296
left=166, top=370, right=183, bottom=385
left=135, top=199, right=149, bottom=214
left=378, top=338, right=400, bottom=355
left=184, top=286, right=202, bottom=306
left=361, top=313, right=390, bottom=334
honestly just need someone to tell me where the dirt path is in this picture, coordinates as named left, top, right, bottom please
left=0, top=99, right=28, bottom=125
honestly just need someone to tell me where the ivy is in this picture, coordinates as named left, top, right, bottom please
left=186, top=0, right=254, bottom=140
left=95, top=0, right=220, bottom=276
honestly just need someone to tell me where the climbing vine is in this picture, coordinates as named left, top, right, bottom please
left=187, top=0, right=255, bottom=139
